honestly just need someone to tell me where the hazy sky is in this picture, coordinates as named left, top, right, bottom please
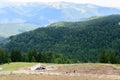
left=1, top=0, right=120, bottom=9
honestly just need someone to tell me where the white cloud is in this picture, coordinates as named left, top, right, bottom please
left=1, top=0, right=120, bottom=9
left=87, top=4, right=96, bottom=8
left=73, top=7, right=86, bottom=13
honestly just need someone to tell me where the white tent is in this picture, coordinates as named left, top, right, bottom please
left=30, top=64, right=41, bottom=71
left=0, top=68, right=2, bottom=72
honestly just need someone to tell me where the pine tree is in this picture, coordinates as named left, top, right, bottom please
left=11, top=48, right=22, bottom=62
left=31, top=56, right=36, bottom=62
left=0, top=48, right=10, bottom=64
left=108, top=51, right=119, bottom=64
left=99, top=50, right=108, bottom=63
left=27, top=48, right=37, bottom=62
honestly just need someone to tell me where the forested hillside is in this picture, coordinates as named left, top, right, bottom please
left=1, top=15, right=120, bottom=63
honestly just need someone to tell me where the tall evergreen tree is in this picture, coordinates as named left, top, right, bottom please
left=0, top=48, right=10, bottom=64
left=11, top=47, right=22, bottom=62
left=99, top=50, right=108, bottom=63
left=108, top=51, right=119, bottom=64
left=27, top=48, right=37, bottom=62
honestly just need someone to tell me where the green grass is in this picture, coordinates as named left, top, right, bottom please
left=0, top=62, right=38, bottom=71
left=0, top=62, right=62, bottom=71
left=0, top=62, right=120, bottom=71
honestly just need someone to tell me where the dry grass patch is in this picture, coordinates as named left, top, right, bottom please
left=0, top=74, right=118, bottom=80
left=56, top=63, right=120, bottom=75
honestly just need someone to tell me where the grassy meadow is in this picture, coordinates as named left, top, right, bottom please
left=0, top=62, right=38, bottom=71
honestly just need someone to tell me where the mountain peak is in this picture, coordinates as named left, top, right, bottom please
left=45, top=1, right=72, bottom=9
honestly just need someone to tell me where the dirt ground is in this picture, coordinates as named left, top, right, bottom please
left=0, top=63, right=120, bottom=80
left=0, top=74, right=119, bottom=80
left=56, top=64, right=120, bottom=75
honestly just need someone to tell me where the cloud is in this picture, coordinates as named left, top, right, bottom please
left=0, top=2, right=10, bottom=8
left=1, top=0, right=120, bottom=9
left=87, top=4, right=96, bottom=8
left=73, top=7, right=86, bottom=13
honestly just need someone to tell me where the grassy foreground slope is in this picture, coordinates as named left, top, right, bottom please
left=0, top=74, right=118, bottom=80
left=0, top=62, right=120, bottom=80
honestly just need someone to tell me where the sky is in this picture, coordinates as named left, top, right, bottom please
left=1, top=0, right=120, bottom=9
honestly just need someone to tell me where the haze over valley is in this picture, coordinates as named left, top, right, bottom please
left=0, top=1, right=120, bottom=37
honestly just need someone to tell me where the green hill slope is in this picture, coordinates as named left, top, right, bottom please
left=1, top=15, right=120, bottom=62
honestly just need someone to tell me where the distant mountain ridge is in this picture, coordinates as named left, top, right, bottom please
left=0, top=2, right=120, bottom=37
left=0, top=2, right=120, bottom=25
left=1, top=15, right=120, bottom=62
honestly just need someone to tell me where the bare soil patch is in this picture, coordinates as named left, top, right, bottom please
left=0, top=74, right=119, bottom=80
left=56, top=64, right=120, bottom=75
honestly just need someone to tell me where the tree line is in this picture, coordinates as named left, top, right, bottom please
left=0, top=47, right=120, bottom=64
left=0, top=48, right=73, bottom=64
left=99, top=49, right=120, bottom=64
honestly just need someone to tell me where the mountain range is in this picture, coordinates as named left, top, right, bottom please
left=1, top=15, right=120, bottom=62
left=0, top=2, right=120, bottom=37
